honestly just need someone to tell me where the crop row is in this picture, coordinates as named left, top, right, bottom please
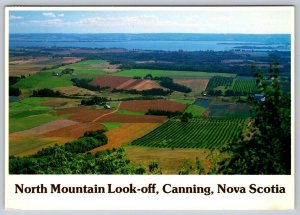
left=232, top=79, right=257, bottom=93
left=205, top=76, right=233, bottom=91
left=131, top=118, right=245, bottom=150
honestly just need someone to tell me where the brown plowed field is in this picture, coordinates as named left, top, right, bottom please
left=96, top=113, right=167, bottom=123
left=90, top=76, right=163, bottom=91
left=56, top=106, right=113, bottom=122
left=90, top=76, right=131, bottom=89
left=55, top=86, right=96, bottom=96
left=119, top=99, right=186, bottom=112
left=15, top=119, right=79, bottom=135
left=44, top=122, right=105, bottom=139
left=61, top=57, right=82, bottom=64
left=173, top=78, right=209, bottom=94
left=90, top=123, right=160, bottom=152
left=10, top=122, right=106, bottom=157
left=131, top=80, right=163, bottom=91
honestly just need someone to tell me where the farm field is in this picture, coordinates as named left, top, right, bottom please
left=131, top=118, right=246, bottom=150
left=9, top=57, right=82, bottom=76
left=119, top=99, right=186, bottom=112
left=113, top=69, right=236, bottom=78
left=173, top=78, right=209, bottom=95
left=90, top=76, right=163, bottom=91
left=193, top=98, right=250, bottom=117
left=90, top=123, right=161, bottom=152
left=232, top=79, right=258, bottom=93
left=9, top=97, right=74, bottom=133
left=184, top=105, right=206, bottom=117
left=205, top=76, right=234, bottom=92
left=12, top=59, right=117, bottom=91
left=125, top=145, right=218, bottom=174
left=10, top=122, right=106, bottom=156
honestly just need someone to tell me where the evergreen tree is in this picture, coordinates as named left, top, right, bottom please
left=217, top=62, right=291, bottom=174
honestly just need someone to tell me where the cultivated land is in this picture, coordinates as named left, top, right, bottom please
left=9, top=47, right=290, bottom=174
left=113, top=69, right=237, bottom=78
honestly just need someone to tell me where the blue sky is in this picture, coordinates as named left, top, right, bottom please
left=8, top=7, right=293, bottom=34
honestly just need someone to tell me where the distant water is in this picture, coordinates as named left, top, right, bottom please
left=9, top=33, right=291, bottom=51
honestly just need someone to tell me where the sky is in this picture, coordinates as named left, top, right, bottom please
left=8, top=7, right=294, bottom=34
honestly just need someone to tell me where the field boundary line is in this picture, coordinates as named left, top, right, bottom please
left=92, top=101, right=122, bottom=122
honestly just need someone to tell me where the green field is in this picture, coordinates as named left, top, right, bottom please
left=102, top=122, right=123, bottom=131
left=184, top=105, right=206, bottom=117
left=13, top=60, right=109, bottom=90
left=9, top=136, right=56, bottom=156
left=113, top=69, right=236, bottom=78
left=131, top=118, right=246, bottom=150
left=14, top=72, right=73, bottom=89
left=10, top=112, right=69, bottom=133
left=9, top=97, right=68, bottom=133
left=205, top=76, right=234, bottom=92
left=10, top=97, right=50, bottom=112
left=116, top=109, right=145, bottom=115
left=232, top=79, right=257, bottom=93
left=170, top=99, right=195, bottom=105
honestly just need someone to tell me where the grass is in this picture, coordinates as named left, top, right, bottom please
left=13, top=59, right=109, bottom=90
left=10, top=97, right=50, bottom=112
left=116, top=109, right=145, bottom=115
left=125, top=145, right=215, bottom=174
left=9, top=136, right=56, bottom=156
left=102, top=122, right=123, bottom=131
left=14, top=71, right=73, bottom=89
left=9, top=113, right=69, bottom=133
left=48, top=59, right=108, bottom=79
left=9, top=97, right=71, bottom=133
left=113, top=69, right=236, bottom=78
left=170, top=99, right=195, bottom=105
left=184, top=105, right=206, bottom=117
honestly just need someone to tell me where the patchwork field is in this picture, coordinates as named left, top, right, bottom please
left=9, top=57, right=82, bottom=76
left=113, top=69, right=237, bottom=78
left=173, top=78, right=209, bottom=95
left=12, top=59, right=118, bottom=91
left=119, top=99, right=186, bottom=112
left=193, top=98, right=250, bottom=117
left=9, top=97, right=72, bottom=133
left=96, top=113, right=167, bottom=123
left=54, top=86, right=96, bottom=96
left=90, top=76, right=163, bottom=91
left=56, top=106, right=113, bottom=123
left=90, top=123, right=161, bottom=152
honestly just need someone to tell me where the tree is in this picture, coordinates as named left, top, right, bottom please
left=181, top=112, right=193, bottom=123
left=217, top=62, right=291, bottom=174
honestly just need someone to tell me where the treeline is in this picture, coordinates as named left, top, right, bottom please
left=81, top=96, right=108, bottom=106
left=146, top=109, right=183, bottom=118
left=10, top=48, right=291, bottom=77
left=9, top=76, right=26, bottom=96
left=9, top=129, right=153, bottom=174
left=31, top=88, right=64, bottom=97
left=81, top=50, right=290, bottom=76
left=112, top=88, right=171, bottom=96
left=156, top=77, right=191, bottom=93
left=71, top=78, right=101, bottom=91
left=136, top=74, right=191, bottom=93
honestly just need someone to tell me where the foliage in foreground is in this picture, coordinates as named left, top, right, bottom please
left=9, top=129, right=144, bottom=174
left=216, top=62, right=291, bottom=174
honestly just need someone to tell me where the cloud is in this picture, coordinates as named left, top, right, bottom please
left=42, top=12, right=56, bottom=18
left=30, top=18, right=62, bottom=25
left=58, top=13, right=64, bottom=17
left=10, top=15, right=23, bottom=20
